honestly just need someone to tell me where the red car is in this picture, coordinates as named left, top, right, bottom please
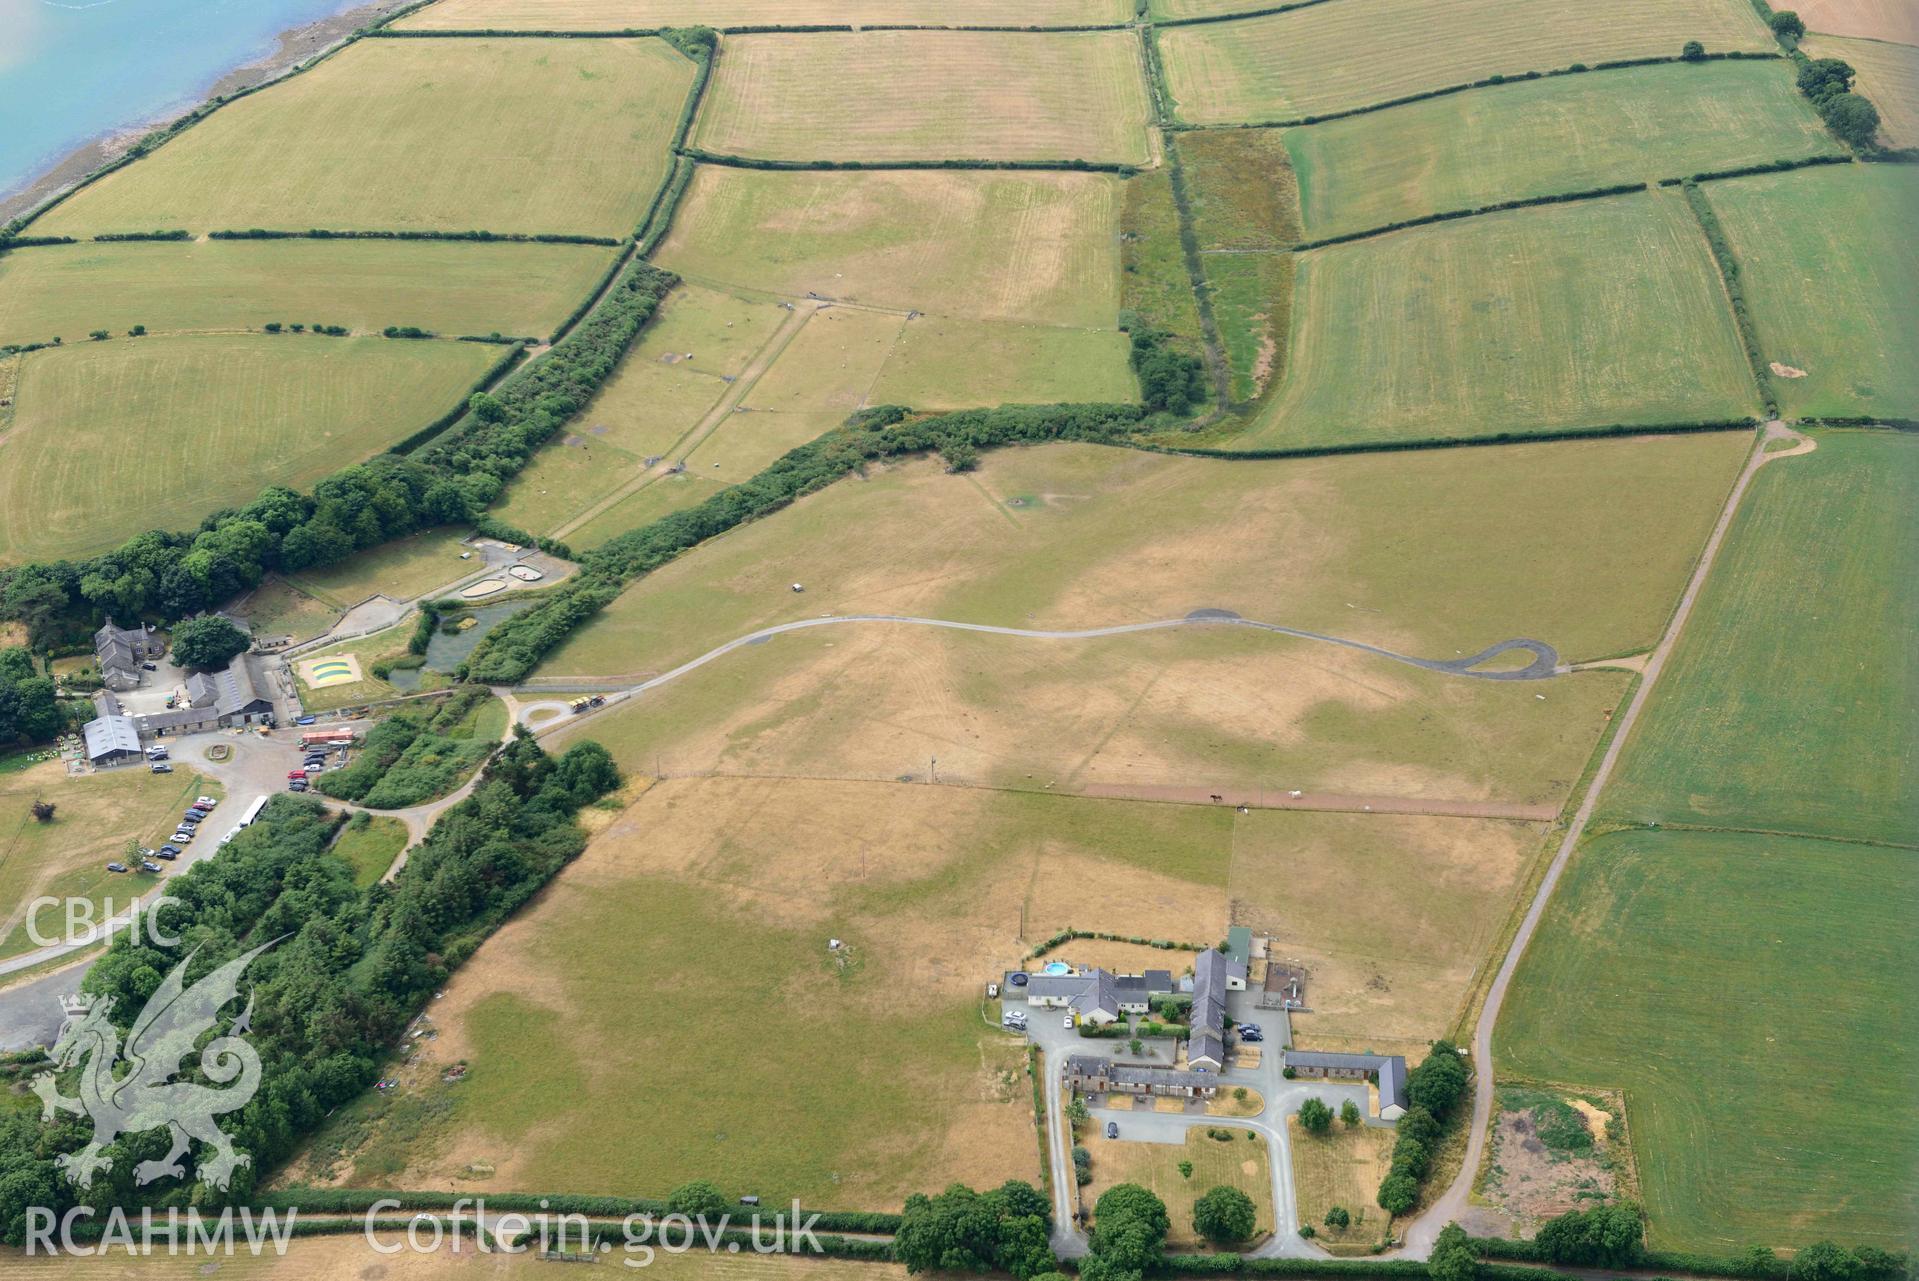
left=287, top=769, right=309, bottom=780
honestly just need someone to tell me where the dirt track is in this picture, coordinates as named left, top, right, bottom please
left=1073, top=781, right=1555, bottom=821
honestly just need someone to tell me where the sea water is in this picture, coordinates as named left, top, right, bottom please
left=0, top=0, right=360, bottom=203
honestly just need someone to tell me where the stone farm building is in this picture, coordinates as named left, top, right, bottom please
left=1066, top=1055, right=1219, bottom=1099
left=1186, top=947, right=1248, bottom=1072
left=93, top=620, right=164, bottom=692
left=1283, top=1050, right=1409, bottom=1120
left=131, top=657, right=275, bottom=736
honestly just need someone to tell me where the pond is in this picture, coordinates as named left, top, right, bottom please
left=420, top=601, right=535, bottom=674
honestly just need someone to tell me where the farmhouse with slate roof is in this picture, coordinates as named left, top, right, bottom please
left=1010, top=966, right=1175, bottom=1025
left=93, top=620, right=163, bottom=693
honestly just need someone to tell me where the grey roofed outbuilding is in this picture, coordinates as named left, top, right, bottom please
left=1283, top=1050, right=1409, bottom=1112
left=1064, top=1055, right=1218, bottom=1091
left=1112, top=970, right=1175, bottom=1000
left=187, top=672, right=220, bottom=709
left=82, top=714, right=142, bottom=763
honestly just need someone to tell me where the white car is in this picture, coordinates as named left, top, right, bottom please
left=1063, top=1014, right=1074, bottom=1030
left=195, top=796, right=219, bottom=808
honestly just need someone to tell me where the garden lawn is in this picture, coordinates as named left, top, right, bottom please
left=1496, top=828, right=1918, bottom=1252
left=0, top=335, right=499, bottom=565
left=1600, top=430, right=1917, bottom=846
left=1286, top=1116, right=1396, bottom=1252
left=1286, top=61, right=1838, bottom=239
left=0, top=238, right=621, bottom=348
left=657, top=167, right=1123, bottom=327
left=34, top=38, right=693, bottom=238
left=1702, top=163, right=1919, bottom=421
left=1157, top=0, right=1773, bottom=123
left=692, top=31, right=1153, bottom=165
left=1238, top=191, right=1758, bottom=448
left=1081, top=1127, right=1276, bottom=1249
left=399, top=0, right=1133, bottom=27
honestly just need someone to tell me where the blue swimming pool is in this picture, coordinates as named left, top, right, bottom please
left=1042, top=961, right=1072, bottom=976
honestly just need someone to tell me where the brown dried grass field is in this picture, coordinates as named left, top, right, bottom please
left=400, top=0, right=1134, bottom=28
left=657, top=167, right=1124, bottom=327
left=693, top=31, right=1153, bottom=164
left=1795, top=0, right=1919, bottom=43
left=1158, top=0, right=1774, bottom=123
left=546, top=433, right=1748, bottom=681
left=282, top=776, right=1233, bottom=1207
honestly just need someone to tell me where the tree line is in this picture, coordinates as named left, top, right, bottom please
left=0, top=263, right=680, bottom=651
left=0, top=730, right=620, bottom=1242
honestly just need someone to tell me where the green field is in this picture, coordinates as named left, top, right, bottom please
left=1286, top=62, right=1839, bottom=238
left=1495, top=828, right=1918, bottom=1251
left=1120, top=167, right=1207, bottom=362
left=657, top=166, right=1124, bottom=327
left=1237, top=192, right=1759, bottom=448
left=1601, top=431, right=1917, bottom=845
left=562, top=472, right=722, bottom=551
left=0, top=334, right=498, bottom=563
left=284, top=526, right=478, bottom=607
left=35, top=38, right=693, bottom=237
left=692, top=31, right=1153, bottom=164
left=1158, top=0, right=1774, bottom=123
left=400, top=0, right=1134, bottom=27
left=1181, top=129, right=1301, bottom=402
left=328, top=814, right=408, bottom=888
left=494, top=284, right=787, bottom=536
left=0, top=238, right=619, bottom=348
left=1801, top=35, right=1919, bottom=146
left=866, top=316, right=1136, bottom=409
left=1703, top=164, right=1919, bottom=421
left=546, top=432, right=1748, bottom=680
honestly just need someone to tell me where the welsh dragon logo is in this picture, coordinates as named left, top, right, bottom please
left=30, top=942, right=274, bottom=1190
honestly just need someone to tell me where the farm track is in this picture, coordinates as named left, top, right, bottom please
left=1399, top=422, right=1814, bottom=1257
left=547, top=299, right=817, bottom=542
left=520, top=610, right=1563, bottom=739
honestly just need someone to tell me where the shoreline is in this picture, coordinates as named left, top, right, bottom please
left=0, top=0, right=413, bottom=228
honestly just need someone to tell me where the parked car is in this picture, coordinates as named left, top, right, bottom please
left=141, top=662, right=158, bottom=672
left=294, top=715, right=317, bottom=726
left=145, top=747, right=168, bottom=761
left=288, top=780, right=308, bottom=792
left=1238, top=1026, right=1263, bottom=1043
left=287, top=770, right=309, bottom=780
left=139, top=861, right=162, bottom=873
left=1105, top=1121, right=1118, bottom=1139
left=106, top=862, right=128, bottom=873
left=173, top=827, right=195, bottom=840
left=195, top=796, right=219, bottom=809
left=150, top=762, right=173, bottom=773
left=155, top=849, right=178, bottom=861
left=1063, top=1014, right=1074, bottom=1030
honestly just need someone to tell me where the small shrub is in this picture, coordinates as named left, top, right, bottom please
left=1681, top=40, right=1707, bottom=61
